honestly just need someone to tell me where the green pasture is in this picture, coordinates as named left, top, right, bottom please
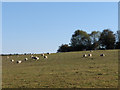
left=2, top=50, right=119, bottom=88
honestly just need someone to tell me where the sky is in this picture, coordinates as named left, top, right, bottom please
left=2, top=2, right=118, bottom=54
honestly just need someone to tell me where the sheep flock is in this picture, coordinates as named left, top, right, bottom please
left=7, top=51, right=106, bottom=64
left=8, top=53, right=50, bottom=64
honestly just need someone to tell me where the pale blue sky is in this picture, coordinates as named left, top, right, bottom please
left=2, top=2, right=118, bottom=54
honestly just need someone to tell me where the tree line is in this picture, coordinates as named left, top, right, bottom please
left=57, top=29, right=120, bottom=52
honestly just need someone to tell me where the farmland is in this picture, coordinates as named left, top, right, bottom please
left=2, top=50, right=118, bottom=88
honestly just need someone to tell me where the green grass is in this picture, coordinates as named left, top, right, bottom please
left=2, top=50, right=119, bottom=88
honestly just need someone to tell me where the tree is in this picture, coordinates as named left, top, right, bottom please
left=115, top=30, right=120, bottom=49
left=99, top=29, right=116, bottom=49
left=90, top=31, right=101, bottom=44
left=57, top=44, right=71, bottom=52
left=115, top=42, right=120, bottom=49
left=70, top=30, right=91, bottom=51
left=117, top=30, right=120, bottom=42
left=90, top=31, right=101, bottom=50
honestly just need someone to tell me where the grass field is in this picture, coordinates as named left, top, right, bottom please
left=2, top=50, right=119, bottom=88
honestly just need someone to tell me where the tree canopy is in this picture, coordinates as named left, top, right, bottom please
left=57, top=29, right=118, bottom=52
left=99, top=29, right=115, bottom=49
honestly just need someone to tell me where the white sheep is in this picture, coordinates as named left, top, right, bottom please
left=100, top=54, right=105, bottom=56
left=44, top=56, right=48, bottom=59
left=17, top=60, right=22, bottom=64
left=83, top=54, right=87, bottom=57
left=41, top=54, right=44, bottom=56
left=36, top=57, right=39, bottom=60
left=25, top=58, right=28, bottom=61
left=10, top=59, right=14, bottom=62
left=88, top=54, right=92, bottom=57
left=32, top=56, right=39, bottom=60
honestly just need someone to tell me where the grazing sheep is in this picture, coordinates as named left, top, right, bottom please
left=88, top=54, right=92, bottom=57
left=10, top=59, right=14, bottom=62
left=100, top=54, right=105, bottom=56
left=83, top=54, right=87, bottom=57
left=41, top=54, right=44, bottom=56
left=44, top=56, right=48, bottom=59
left=25, top=58, right=28, bottom=61
left=35, top=57, right=39, bottom=60
left=32, top=56, right=39, bottom=60
left=17, top=60, right=22, bottom=64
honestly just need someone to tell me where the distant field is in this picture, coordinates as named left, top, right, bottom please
left=2, top=50, right=119, bottom=88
